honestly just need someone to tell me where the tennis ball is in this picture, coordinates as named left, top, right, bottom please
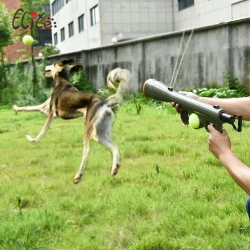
left=22, top=35, right=34, bottom=46
left=189, top=113, right=200, bottom=129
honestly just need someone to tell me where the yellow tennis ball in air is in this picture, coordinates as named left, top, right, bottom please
left=22, top=35, right=34, bottom=46
left=189, top=113, right=200, bottom=129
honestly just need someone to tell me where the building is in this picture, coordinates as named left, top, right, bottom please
left=51, top=0, right=250, bottom=54
left=175, top=0, right=250, bottom=30
left=2, top=0, right=52, bottom=62
left=51, top=0, right=174, bottom=54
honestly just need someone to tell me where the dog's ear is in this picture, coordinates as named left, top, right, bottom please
left=60, top=59, right=75, bottom=65
left=67, top=64, right=83, bottom=75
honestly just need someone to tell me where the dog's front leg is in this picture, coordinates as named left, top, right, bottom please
left=13, top=98, right=51, bottom=115
left=26, top=113, right=54, bottom=143
left=74, top=140, right=90, bottom=184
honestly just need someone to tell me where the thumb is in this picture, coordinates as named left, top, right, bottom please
left=221, top=127, right=228, bottom=136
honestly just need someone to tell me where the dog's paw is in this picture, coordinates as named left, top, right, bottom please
left=26, top=135, right=35, bottom=142
left=73, top=174, right=82, bottom=184
left=111, top=164, right=120, bottom=176
left=41, top=109, right=49, bottom=116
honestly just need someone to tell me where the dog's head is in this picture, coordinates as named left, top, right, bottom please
left=45, top=59, right=83, bottom=78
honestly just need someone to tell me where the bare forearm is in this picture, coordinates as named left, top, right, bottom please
left=219, top=151, right=250, bottom=195
left=199, top=97, right=250, bottom=121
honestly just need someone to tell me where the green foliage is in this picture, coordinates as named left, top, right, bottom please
left=70, top=70, right=93, bottom=92
left=227, top=74, right=250, bottom=97
left=0, top=3, right=14, bottom=90
left=187, top=87, right=238, bottom=98
left=0, top=61, right=51, bottom=105
left=40, top=46, right=60, bottom=57
left=0, top=3, right=13, bottom=48
left=0, top=104, right=250, bottom=249
left=186, top=74, right=250, bottom=98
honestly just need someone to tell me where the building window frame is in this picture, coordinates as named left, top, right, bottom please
left=60, top=27, right=65, bottom=42
left=178, top=0, right=194, bottom=11
left=78, top=14, right=84, bottom=33
left=52, top=0, right=64, bottom=15
left=68, top=21, right=74, bottom=38
left=90, top=5, right=99, bottom=26
left=54, top=32, right=58, bottom=45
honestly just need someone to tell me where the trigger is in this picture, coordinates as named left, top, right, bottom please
left=181, top=110, right=189, bottom=125
left=204, top=121, right=210, bottom=132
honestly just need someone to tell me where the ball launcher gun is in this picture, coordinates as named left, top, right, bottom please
left=142, top=79, right=242, bottom=133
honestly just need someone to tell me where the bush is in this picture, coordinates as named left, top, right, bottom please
left=186, top=75, right=250, bottom=98
left=0, top=61, right=51, bottom=105
left=69, top=70, right=93, bottom=92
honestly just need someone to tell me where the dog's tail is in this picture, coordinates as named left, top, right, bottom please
left=106, top=68, right=137, bottom=108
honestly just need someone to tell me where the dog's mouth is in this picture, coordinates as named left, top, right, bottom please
left=44, top=70, right=52, bottom=77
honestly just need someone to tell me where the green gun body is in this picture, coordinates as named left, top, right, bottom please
left=142, top=79, right=242, bottom=133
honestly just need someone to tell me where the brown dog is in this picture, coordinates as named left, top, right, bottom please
left=25, top=59, right=132, bottom=183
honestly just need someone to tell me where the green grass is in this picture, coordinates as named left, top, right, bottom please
left=0, top=102, right=250, bottom=250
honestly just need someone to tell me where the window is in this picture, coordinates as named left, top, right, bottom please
left=66, top=0, right=71, bottom=3
left=68, top=21, right=74, bottom=37
left=178, top=0, right=194, bottom=11
left=78, top=14, right=84, bottom=33
left=90, top=5, right=99, bottom=26
left=54, top=32, right=58, bottom=45
left=52, top=0, right=64, bottom=15
left=61, top=27, right=65, bottom=41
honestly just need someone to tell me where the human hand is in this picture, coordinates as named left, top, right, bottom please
left=171, top=91, right=199, bottom=113
left=207, top=124, right=231, bottom=159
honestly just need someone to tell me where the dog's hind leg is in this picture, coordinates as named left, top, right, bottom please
left=74, top=139, right=90, bottom=184
left=26, top=113, right=54, bottom=142
left=93, top=107, right=120, bottom=176
left=96, top=135, right=120, bottom=176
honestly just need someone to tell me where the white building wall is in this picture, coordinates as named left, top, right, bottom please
left=99, top=0, right=174, bottom=45
left=51, top=0, right=101, bottom=54
left=174, top=0, right=250, bottom=31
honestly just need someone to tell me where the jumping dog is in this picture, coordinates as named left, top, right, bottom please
left=19, top=59, right=132, bottom=183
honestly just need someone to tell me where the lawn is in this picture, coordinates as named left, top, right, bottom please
left=0, top=101, right=250, bottom=250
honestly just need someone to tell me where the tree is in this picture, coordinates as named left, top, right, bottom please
left=0, top=2, right=13, bottom=88
left=40, top=45, right=60, bottom=58
left=13, top=0, right=50, bottom=98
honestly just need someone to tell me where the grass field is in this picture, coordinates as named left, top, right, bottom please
left=0, top=101, right=250, bottom=250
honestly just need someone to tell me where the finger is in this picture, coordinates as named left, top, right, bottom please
left=207, top=124, right=215, bottom=132
left=176, top=104, right=182, bottom=113
left=222, top=127, right=228, bottom=136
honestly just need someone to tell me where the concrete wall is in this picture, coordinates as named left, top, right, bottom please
left=46, top=17, right=250, bottom=92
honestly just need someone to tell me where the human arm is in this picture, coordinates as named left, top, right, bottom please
left=208, top=124, right=250, bottom=195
